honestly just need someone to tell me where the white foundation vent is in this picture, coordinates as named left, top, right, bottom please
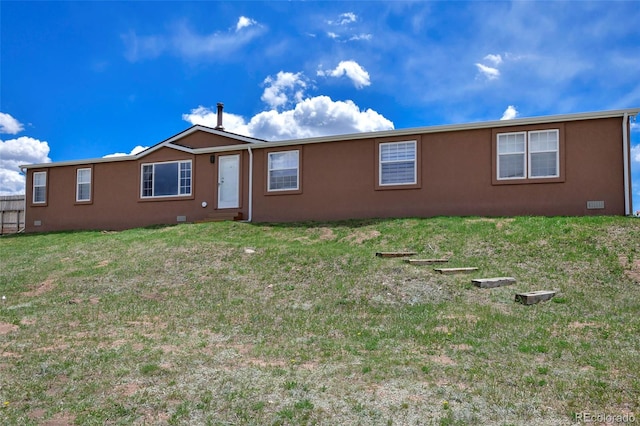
left=586, top=201, right=605, bottom=210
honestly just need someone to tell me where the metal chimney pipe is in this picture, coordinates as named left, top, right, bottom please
left=215, top=103, right=224, bottom=130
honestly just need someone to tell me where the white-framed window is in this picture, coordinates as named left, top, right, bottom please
left=497, top=130, right=559, bottom=180
left=141, top=160, right=192, bottom=198
left=33, top=171, right=47, bottom=204
left=76, top=168, right=91, bottom=202
left=379, top=141, right=417, bottom=186
left=268, top=150, right=299, bottom=191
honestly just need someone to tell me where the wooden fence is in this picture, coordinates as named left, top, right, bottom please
left=0, top=195, right=25, bottom=235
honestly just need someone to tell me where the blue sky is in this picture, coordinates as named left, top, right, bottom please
left=1, top=1, right=639, bottom=210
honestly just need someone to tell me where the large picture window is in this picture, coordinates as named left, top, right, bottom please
left=33, top=171, right=47, bottom=204
left=379, top=141, right=417, bottom=186
left=497, top=130, right=559, bottom=180
left=76, top=168, right=92, bottom=202
left=141, top=160, right=192, bottom=198
left=268, top=150, right=299, bottom=192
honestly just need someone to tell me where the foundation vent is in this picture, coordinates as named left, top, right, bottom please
left=586, top=200, right=605, bottom=210
left=176, top=216, right=187, bottom=222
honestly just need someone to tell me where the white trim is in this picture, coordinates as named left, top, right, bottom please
left=378, top=141, right=417, bottom=186
left=140, top=160, right=192, bottom=199
left=76, top=168, right=92, bottom=202
left=623, top=113, right=630, bottom=215
left=527, top=129, right=560, bottom=179
left=247, top=147, right=253, bottom=222
left=32, top=171, right=47, bottom=204
left=267, top=150, right=299, bottom=192
left=497, top=130, right=559, bottom=180
left=21, top=108, right=640, bottom=170
left=496, top=132, right=526, bottom=180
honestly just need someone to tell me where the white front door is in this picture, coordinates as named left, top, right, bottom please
left=218, top=154, right=240, bottom=209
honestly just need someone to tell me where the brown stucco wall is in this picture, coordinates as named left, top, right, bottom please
left=25, top=147, right=249, bottom=232
left=24, top=116, right=629, bottom=232
left=251, top=117, right=626, bottom=222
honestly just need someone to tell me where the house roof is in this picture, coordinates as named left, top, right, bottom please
left=21, top=108, right=640, bottom=170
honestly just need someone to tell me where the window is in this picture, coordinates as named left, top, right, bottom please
left=33, top=171, right=47, bottom=204
left=141, top=160, right=192, bottom=198
left=76, top=168, right=91, bottom=202
left=497, top=130, right=559, bottom=180
left=379, top=141, right=417, bottom=185
left=268, top=150, right=299, bottom=191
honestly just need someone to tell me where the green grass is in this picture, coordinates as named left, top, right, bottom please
left=1, top=216, right=639, bottom=425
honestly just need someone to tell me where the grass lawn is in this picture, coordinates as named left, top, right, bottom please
left=1, top=216, right=639, bottom=425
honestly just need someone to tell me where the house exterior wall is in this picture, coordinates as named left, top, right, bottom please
left=23, top=115, right=631, bottom=232
left=251, top=117, right=626, bottom=222
left=25, top=147, right=250, bottom=232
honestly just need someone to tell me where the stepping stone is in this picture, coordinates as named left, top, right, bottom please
left=375, top=252, right=417, bottom=258
left=472, top=277, right=516, bottom=288
left=404, top=258, right=449, bottom=265
left=434, top=267, right=478, bottom=275
left=515, top=290, right=556, bottom=305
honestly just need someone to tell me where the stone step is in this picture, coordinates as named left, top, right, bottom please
left=404, top=258, right=450, bottom=265
left=434, top=267, right=478, bottom=275
left=375, top=252, right=418, bottom=258
left=472, top=277, right=516, bottom=288
left=515, top=290, right=556, bottom=305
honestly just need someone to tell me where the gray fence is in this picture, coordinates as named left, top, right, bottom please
left=0, top=195, right=25, bottom=235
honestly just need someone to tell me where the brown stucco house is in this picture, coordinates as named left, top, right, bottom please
left=21, top=107, right=639, bottom=232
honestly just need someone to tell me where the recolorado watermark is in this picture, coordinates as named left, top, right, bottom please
left=574, top=412, right=636, bottom=423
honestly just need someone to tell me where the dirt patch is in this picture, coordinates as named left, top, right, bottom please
left=450, top=344, right=472, bottom=351
left=20, top=318, right=36, bottom=326
left=620, top=255, right=640, bottom=283
left=22, top=278, right=55, bottom=297
left=318, top=227, right=336, bottom=241
left=568, top=321, right=598, bottom=329
left=42, top=411, right=76, bottom=426
left=440, top=314, right=479, bottom=324
left=430, top=354, right=456, bottom=366
left=343, top=230, right=381, bottom=244
left=28, top=408, right=47, bottom=420
left=115, top=382, right=140, bottom=397
left=0, top=322, right=18, bottom=334
left=96, top=260, right=110, bottom=268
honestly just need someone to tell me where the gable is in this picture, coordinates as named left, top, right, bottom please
left=172, top=129, right=251, bottom=149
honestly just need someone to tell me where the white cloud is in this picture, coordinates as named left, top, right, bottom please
left=122, top=17, right=264, bottom=62
left=484, top=54, right=503, bottom=66
left=631, top=144, right=640, bottom=163
left=328, top=12, right=357, bottom=26
left=244, top=96, right=393, bottom=140
left=317, top=60, right=371, bottom=89
left=103, top=145, right=149, bottom=158
left=500, top=105, right=519, bottom=120
left=0, top=112, right=24, bottom=135
left=475, top=63, right=500, bottom=80
left=338, top=12, right=357, bottom=25
left=327, top=32, right=339, bottom=39
left=183, top=96, right=394, bottom=141
left=236, top=16, right=257, bottom=32
left=181, top=106, right=249, bottom=132
left=0, top=136, right=51, bottom=195
left=261, top=72, right=307, bottom=110
left=349, top=34, right=372, bottom=41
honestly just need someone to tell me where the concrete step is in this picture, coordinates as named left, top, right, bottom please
left=472, top=277, right=516, bottom=288
left=404, top=258, right=450, bottom=265
left=515, top=290, right=556, bottom=305
left=434, top=267, right=478, bottom=275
